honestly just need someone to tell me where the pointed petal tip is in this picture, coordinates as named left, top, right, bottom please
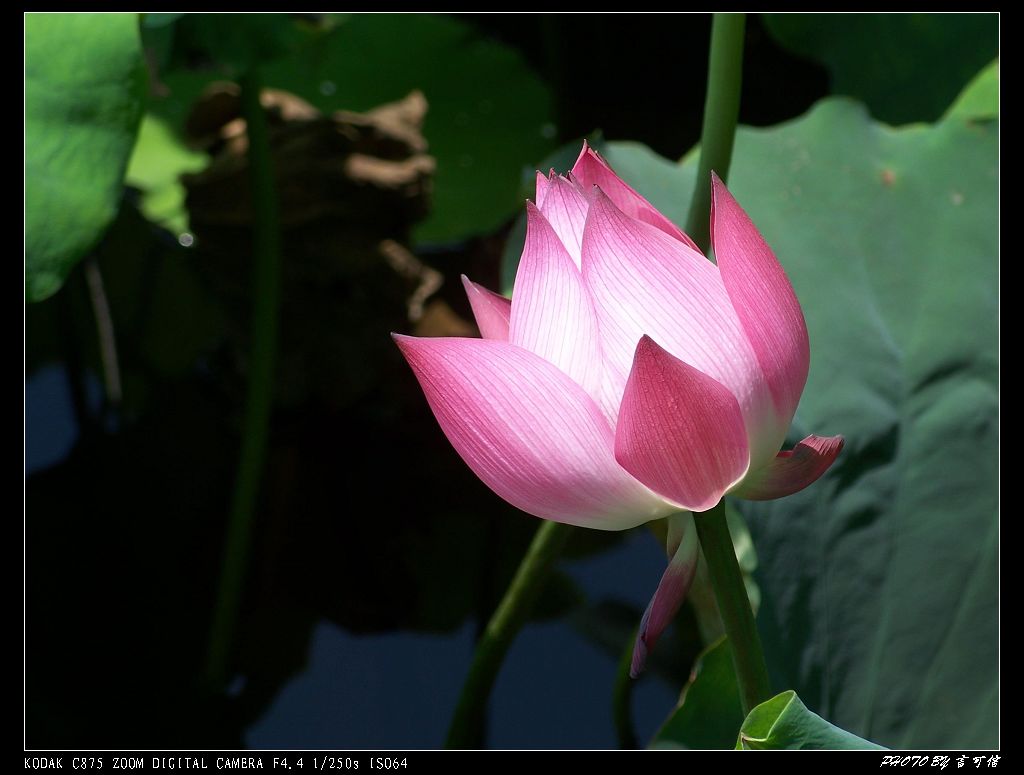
left=581, top=140, right=605, bottom=163
left=462, top=276, right=511, bottom=341
left=392, top=331, right=419, bottom=357
left=574, top=141, right=590, bottom=167
left=535, top=170, right=550, bottom=207
left=586, top=184, right=613, bottom=209
left=524, top=200, right=548, bottom=233
left=574, top=142, right=699, bottom=250
left=709, top=171, right=730, bottom=219
left=525, top=199, right=558, bottom=235
left=572, top=140, right=610, bottom=177
left=629, top=334, right=668, bottom=371
left=709, top=172, right=724, bottom=209
left=391, top=331, right=420, bottom=350
left=460, top=274, right=490, bottom=296
left=635, top=333, right=658, bottom=354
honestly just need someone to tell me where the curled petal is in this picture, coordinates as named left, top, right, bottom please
left=614, top=336, right=750, bottom=513
left=571, top=140, right=700, bottom=252
left=711, top=173, right=810, bottom=430
left=510, top=203, right=605, bottom=405
left=733, top=434, right=844, bottom=501
left=393, top=335, right=673, bottom=529
left=461, top=275, right=510, bottom=341
left=631, top=512, right=699, bottom=678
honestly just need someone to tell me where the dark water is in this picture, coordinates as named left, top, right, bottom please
left=247, top=532, right=677, bottom=749
left=27, top=364, right=678, bottom=749
left=26, top=365, right=101, bottom=472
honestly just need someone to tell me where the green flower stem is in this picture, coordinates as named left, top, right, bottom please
left=446, top=520, right=574, bottom=748
left=685, top=12, right=746, bottom=253
left=612, top=626, right=639, bottom=749
left=206, top=66, right=281, bottom=688
left=694, top=500, right=770, bottom=716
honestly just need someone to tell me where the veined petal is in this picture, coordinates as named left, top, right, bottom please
left=393, top=335, right=673, bottom=529
left=631, top=511, right=699, bottom=678
left=711, top=173, right=810, bottom=430
left=535, top=170, right=550, bottom=208
left=582, top=192, right=782, bottom=466
left=538, top=174, right=589, bottom=267
left=571, top=140, right=700, bottom=252
left=733, top=434, right=844, bottom=501
left=615, top=336, right=749, bottom=513
left=461, top=275, right=511, bottom=341
left=510, top=202, right=605, bottom=405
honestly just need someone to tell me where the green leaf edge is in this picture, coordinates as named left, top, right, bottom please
left=736, top=690, right=888, bottom=750
left=943, top=58, right=999, bottom=122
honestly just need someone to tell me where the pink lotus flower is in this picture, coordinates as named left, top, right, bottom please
left=394, top=142, right=842, bottom=674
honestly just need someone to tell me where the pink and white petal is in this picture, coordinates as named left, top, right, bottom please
left=461, top=275, right=511, bottom=341
left=394, top=335, right=674, bottom=529
left=538, top=174, right=590, bottom=267
left=732, top=434, right=844, bottom=501
left=510, top=202, right=605, bottom=405
left=711, top=174, right=810, bottom=429
left=535, top=170, right=550, bottom=208
left=582, top=192, right=782, bottom=465
left=571, top=140, right=701, bottom=252
left=631, top=512, right=699, bottom=677
left=614, top=336, right=750, bottom=513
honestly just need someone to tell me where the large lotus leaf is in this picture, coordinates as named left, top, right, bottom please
left=731, top=101, right=997, bottom=749
left=763, top=13, right=998, bottom=125
left=650, top=638, right=743, bottom=750
left=25, top=13, right=146, bottom=301
left=502, top=96, right=997, bottom=749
